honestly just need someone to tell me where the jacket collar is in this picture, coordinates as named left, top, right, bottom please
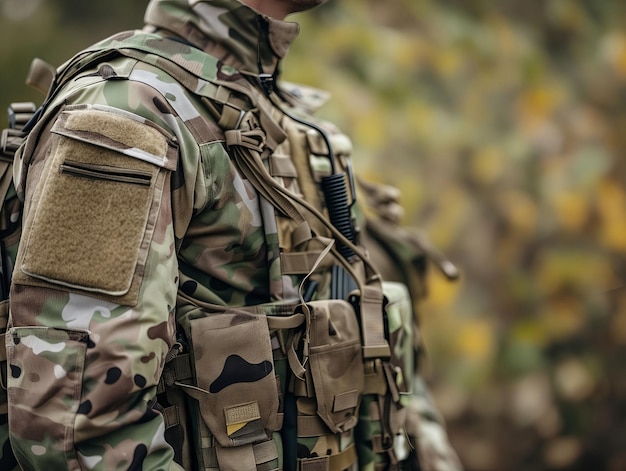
left=144, top=0, right=300, bottom=79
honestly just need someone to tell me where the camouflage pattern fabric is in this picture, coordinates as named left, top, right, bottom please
left=1, top=0, right=463, bottom=470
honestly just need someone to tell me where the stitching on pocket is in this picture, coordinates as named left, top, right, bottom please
left=186, top=311, right=279, bottom=448
left=7, top=326, right=89, bottom=467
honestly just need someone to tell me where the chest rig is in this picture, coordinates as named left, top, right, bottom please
left=5, top=32, right=418, bottom=471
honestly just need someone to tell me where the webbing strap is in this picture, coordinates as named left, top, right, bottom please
left=296, top=415, right=330, bottom=438
left=240, top=123, right=391, bottom=358
left=213, top=439, right=279, bottom=470
left=266, top=313, right=304, bottom=330
left=299, top=455, right=328, bottom=471
left=26, top=58, right=56, bottom=95
left=298, top=443, right=357, bottom=471
left=253, top=439, right=278, bottom=465
left=216, top=443, right=256, bottom=471
left=360, top=285, right=390, bottom=359
left=269, top=153, right=297, bottom=177
left=281, top=251, right=331, bottom=275
left=162, top=405, right=180, bottom=429
left=218, top=105, right=244, bottom=131
left=291, top=221, right=313, bottom=249
left=330, top=444, right=357, bottom=471
left=282, top=118, right=328, bottom=239
left=225, top=128, right=310, bottom=229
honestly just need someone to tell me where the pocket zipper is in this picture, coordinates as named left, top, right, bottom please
left=60, top=160, right=152, bottom=186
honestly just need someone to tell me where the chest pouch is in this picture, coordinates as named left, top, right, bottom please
left=296, top=298, right=364, bottom=434
left=184, top=308, right=281, bottom=448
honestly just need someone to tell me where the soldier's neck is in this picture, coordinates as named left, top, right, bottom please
left=240, top=0, right=289, bottom=20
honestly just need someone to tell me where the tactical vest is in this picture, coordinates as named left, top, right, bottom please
left=0, top=31, right=455, bottom=471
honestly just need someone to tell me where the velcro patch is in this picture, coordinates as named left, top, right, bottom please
left=52, top=104, right=178, bottom=170
left=225, top=401, right=261, bottom=437
left=16, top=106, right=176, bottom=304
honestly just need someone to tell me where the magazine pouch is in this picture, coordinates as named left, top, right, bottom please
left=188, top=309, right=279, bottom=448
left=305, top=299, right=364, bottom=434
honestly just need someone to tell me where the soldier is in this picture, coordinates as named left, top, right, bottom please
left=2, top=0, right=463, bottom=470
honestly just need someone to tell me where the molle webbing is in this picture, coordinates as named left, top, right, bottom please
left=298, top=443, right=357, bottom=471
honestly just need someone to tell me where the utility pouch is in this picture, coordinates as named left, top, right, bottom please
left=187, top=309, right=280, bottom=448
left=303, top=299, right=364, bottom=434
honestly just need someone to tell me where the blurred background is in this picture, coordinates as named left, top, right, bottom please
left=2, top=0, right=625, bottom=469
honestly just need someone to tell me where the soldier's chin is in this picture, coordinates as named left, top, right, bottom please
left=290, top=0, right=329, bottom=14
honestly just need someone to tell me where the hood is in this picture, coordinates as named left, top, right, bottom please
left=143, top=0, right=300, bottom=79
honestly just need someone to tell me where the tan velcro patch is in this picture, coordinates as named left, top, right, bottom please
left=225, top=401, right=261, bottom=437
left=15, top=106, right=176, bottom=305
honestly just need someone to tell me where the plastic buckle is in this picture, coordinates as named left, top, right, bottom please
left=1, top=128, right=25, bottom=158
left=7, top=102, right=37, bottom=130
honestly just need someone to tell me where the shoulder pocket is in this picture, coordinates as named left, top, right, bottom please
left=15, top=105, right=178, bottom=305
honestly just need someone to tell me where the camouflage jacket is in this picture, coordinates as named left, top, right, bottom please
left=2, top=1, right=463, bottom=470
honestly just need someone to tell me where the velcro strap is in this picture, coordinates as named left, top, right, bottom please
left=216, top=443, right=256, bottom=471
left=269, top=153, right=298, bottom=178
left=162, top=405, right=180, bottom=429
left=225, top=129, right=265, bottom=151
left=26, top=58, right=56, bottom=95
left=329, top=443, right=357, bottom=471
left=253, top=439, right=278, bottom=465
left=281, top=251, right=328, bottom=275
left=288, top=334, right=307, bottom=383
left=297, top=415, right=330, bottom=438
left=171, top=353, right=193, bottom=379
left=363, top=359, right=388, bottom=396
left=291, top=221, right=313, bottom=249
left=360, top=285, right=390, bottom=359
left=333, top=389, right=359, bottom=412
left=266, top=313, right=304, bottom=330
left=299, top=455, right=328, bottom=471
left=298, top=443, right=357, bottom=471
left=218, top=104, right=245, bottom=130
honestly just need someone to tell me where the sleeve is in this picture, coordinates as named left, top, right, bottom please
left=5, top=78, right=185, bottom=470
left=405, top=377, right=464, bottom=471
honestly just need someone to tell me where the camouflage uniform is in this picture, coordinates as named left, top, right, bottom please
left=1, top=1, right=462, bottom=470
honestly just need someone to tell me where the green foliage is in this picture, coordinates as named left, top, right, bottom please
left=0, top=0, right=148, bottom=127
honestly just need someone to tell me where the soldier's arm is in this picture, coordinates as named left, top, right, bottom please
left=6, top=75, right=191, bottom=470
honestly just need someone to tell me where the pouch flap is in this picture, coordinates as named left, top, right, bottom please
left=51, top=104, right=178, bottom=170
